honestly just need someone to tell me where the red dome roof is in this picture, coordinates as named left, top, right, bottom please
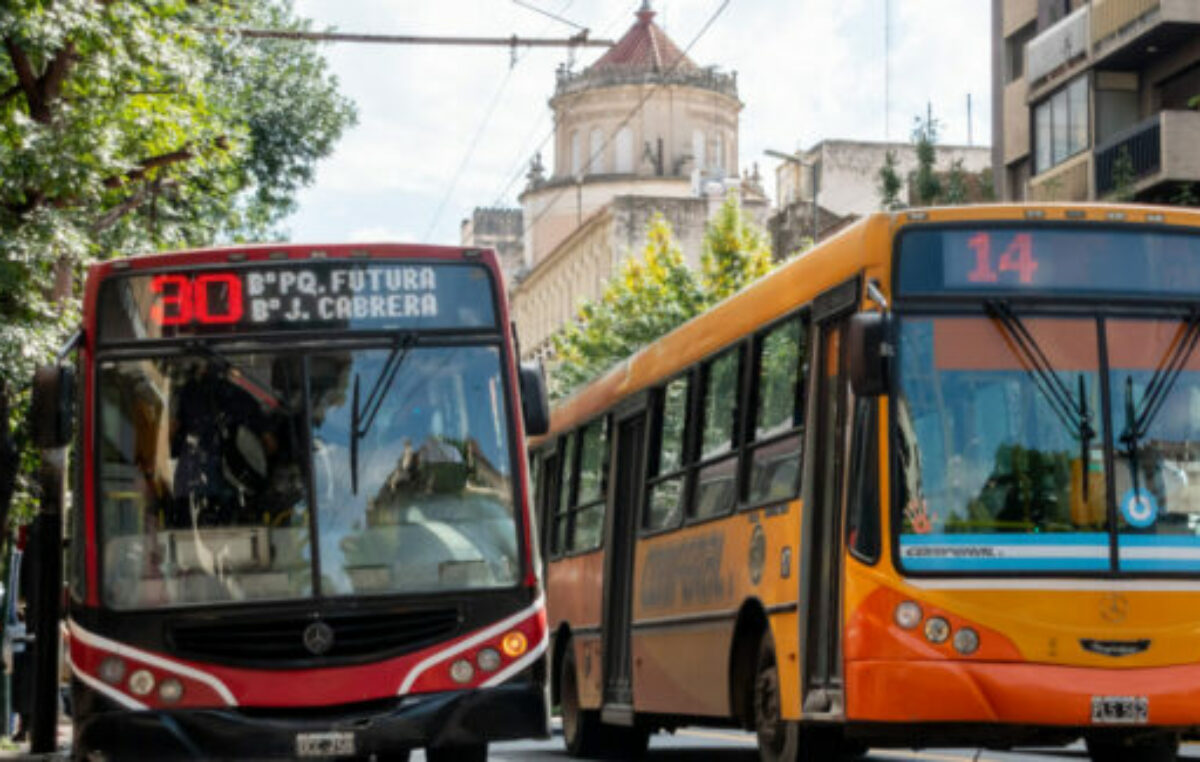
left=588, top=2, right=696, bottom=74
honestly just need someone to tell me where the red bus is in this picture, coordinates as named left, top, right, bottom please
left=18, top=243, right=551, bottom=761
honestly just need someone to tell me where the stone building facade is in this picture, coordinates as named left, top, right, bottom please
left=460, top=207, right=523, bottom=289
left=509, top=2, right=765, bottom=359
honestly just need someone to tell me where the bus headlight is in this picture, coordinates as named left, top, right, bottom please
left=449, top=659, right=474, bottom=684
left=924, top=617, right=951, bottom=644
left=477, top=648, right=502, bottom=672
left=158, top=678, right=184, bottom=703
left=128, top=669, right=155, bottom=696
left=953, top=627, right=980, bottom=655
left=99, top=657, right=126, bottom=685
left=894, top=601, right=922, bottom=630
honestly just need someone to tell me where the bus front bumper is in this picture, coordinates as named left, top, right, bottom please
left=847, top=659, right=1200, bottom=728
left=73, top=682, right=548, bottom=760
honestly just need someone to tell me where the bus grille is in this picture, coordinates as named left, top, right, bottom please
left=168, top=607, right=461, bottom=666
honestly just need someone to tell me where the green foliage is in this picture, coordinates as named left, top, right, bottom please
left=978, top=167, right=997, bottom=202
left=699, top=192, right=773, bottom=304
left=877, top=149, right=903, bottom=210
left=1110, top=146, right=1137, bottom=202
left=551, top=215, right=703, bottom=398
left=0, top=0, right=355, bottom=521
left=911, top=110, right=942, bottom=206
left=551, top=195, right=774, bottom=399
left=1171, top=183, right=1199, bottom=207
left=943, top=158, right=969, bottom=205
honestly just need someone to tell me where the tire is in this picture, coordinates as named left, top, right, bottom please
left=426, top=744, right=485, bottom=762
left=754, top=630, right=800, bottom=762
left=560, top=640, right=606, bottom=758
left=1086, top=732, right=1178, bottom=762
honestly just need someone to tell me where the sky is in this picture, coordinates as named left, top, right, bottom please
left=286, top=0, right=992, bottom=246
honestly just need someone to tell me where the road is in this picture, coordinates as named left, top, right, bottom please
left=406, top=726, right=1200, bottom=761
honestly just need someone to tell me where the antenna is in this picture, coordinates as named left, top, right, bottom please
left=967, top=93, right=973, bottom=146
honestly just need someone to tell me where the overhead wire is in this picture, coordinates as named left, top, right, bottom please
left=424, top=0, right=582, bottom=239
left=520, top=0, right=732, bottom=244
left=487, top=1, right=640, bottom=209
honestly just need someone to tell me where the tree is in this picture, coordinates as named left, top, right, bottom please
left=1109, top=146, right=1137, bottom=202
left=699, top=192, right=773, bottom=305
left=551, top=215, right=703, bottom=398
left=877, top=149, right=903, bottom=210
left=551, top=195, right=774, bottom=399
left=911, top=108, right=943, bottom=206
left=1, top=0, right=355, bottom=519
left=943, top=158, right=969, bottom=205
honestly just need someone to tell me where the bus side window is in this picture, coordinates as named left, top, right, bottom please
left=746, top=314, right=808, bottom=506
left=569, top=418, right=608, bottom=552
left=846, top=397, right=881, bottom=563
left=645, top=375, right=690, bottom=532
left=553, top=434, right=577, bottom=556
left=692, top=347, right=743, bottom=520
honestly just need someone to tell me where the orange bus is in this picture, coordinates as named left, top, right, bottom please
left=531, top=204, right=1200, bottom=762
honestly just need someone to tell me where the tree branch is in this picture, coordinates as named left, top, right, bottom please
left=3, top=37, right=44, bottom=120
left=39, top=42, right=76, bottom=105
left=91, top=183, right=152, bottom=233
left=102, top=147, right=195, bottom=189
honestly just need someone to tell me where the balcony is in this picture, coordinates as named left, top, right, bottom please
left=1027, top=4, right=1090, bottom=87
left=1092, top=0, right=1200, bottom=65
left=1029, top=151, right=1092, bottom=202
left=1095, top=110, right=1200, bottom=197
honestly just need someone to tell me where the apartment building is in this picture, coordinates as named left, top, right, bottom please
left=992, top=0, right=1200, bottom=202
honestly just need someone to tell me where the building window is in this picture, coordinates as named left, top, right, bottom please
left=615, top=127, right=633, bottom=172
left=713, top=133, right=725, bottom=174
left=1034, top=75, right=1089, bottom=174
left=692, top=129, right=706, bottom=171
left=589, top=128, right=605, bottom=174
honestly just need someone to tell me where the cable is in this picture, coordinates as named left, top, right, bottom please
left=487, top=0, right=642, bottom=208
left=520, top=0, right=732, bottom=244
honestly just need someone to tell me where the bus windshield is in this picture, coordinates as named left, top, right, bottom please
left=97, top=344, right=518, bottom=609
left=896, top=313, right=1200, bottom=574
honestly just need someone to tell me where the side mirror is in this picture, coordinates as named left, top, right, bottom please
left=30, top=365, right=75, bottom=450
left=518, top=362, right=551, bottom=437
left=847, top=312, right=892, bottom=398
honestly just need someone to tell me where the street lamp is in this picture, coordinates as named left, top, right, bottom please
left=765, top=149, right=819, bottom=242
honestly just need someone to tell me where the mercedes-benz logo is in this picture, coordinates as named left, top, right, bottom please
left=303, top=621, right=335, bottom=656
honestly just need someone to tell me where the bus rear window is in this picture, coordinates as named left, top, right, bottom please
left=96, top=261, right=497, bottom=342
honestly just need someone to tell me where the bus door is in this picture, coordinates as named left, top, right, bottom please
left=600, top=401, right=648, bottom=722
left=800, top=278, right=859, bottom=718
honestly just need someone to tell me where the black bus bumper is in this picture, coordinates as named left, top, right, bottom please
left=73, top=682, right=549, bottom=760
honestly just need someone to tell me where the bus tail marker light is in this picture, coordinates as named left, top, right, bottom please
left=894, top=601, right=922, bottom=630
left=501, top=630, right=528, bottom=658
left=99, top=657, right=126, bottom=685
left=924, top=617, right=951, bottom=644
left=450, top=659, right=475, bottom=684
left=128, top=669, right=156, bottom=697
left=953, top=627, right=980, bottom=655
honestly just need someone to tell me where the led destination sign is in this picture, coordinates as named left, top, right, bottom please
left=897, top=227, right=1200, bottom=297
left=98, top=262, right=497, bottom=342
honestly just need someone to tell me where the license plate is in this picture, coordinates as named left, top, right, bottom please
left=296, top=731, right=356, bottom=757
left=1090, top=695, right=1149, bottom=725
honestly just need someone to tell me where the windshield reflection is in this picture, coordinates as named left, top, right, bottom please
left=310, top=346, right=519, bottom=595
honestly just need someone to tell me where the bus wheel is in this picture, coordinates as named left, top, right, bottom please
left=1086, top=732, right=1178, bottom=762
left=754, top=631, right=799, bottom=762
left=427, top=744, right=485, bottom=762
left=560, top=641, right=605, bottom=757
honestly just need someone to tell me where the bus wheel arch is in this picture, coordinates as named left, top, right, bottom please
left=729, top=598, right=769, bottom=729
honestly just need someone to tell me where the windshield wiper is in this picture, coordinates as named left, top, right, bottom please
left=1121, top=309, right=1200, bottom=448
left=186, top=340, right=293, bottom=413
left=985, top=300, right=1094, bottom=438
left=350, top=333, right=416, bottom=494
